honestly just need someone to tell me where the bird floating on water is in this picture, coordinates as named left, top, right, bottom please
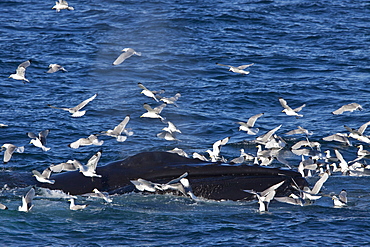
left=69, top=198, right=88, bottom=210
left=331, top=189, right=347, bottom=207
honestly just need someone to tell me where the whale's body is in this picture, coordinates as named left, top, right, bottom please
left=32, top=151, right=308, bottom=201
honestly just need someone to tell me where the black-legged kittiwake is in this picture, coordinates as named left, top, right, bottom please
left=9, top=60, right=31, bottom=83
left=48, top=93, right=97, bottom=117
left=112, top=48, right=141, bottom=65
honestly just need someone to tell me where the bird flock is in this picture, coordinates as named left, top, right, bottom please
left=1, top=0, right=365, bottom=213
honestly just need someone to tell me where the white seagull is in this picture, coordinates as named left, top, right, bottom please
left=167, top=148, right=189, bottom=158
left=333, top=149, right=349, bottom=174
left=285, top=126, right=313, bottom=136
left=89, top=188, right=113, bottom=203
left=344, top=121, right=370, bottom=144
left=332, top=189, right=347, bottom=207
left=69, top=134, right=104, bottom=149
left=49, top=160, right=79, bottom=173
left=9, top=60, right=31, bottom=83
left=0, top=203, right=7, bottom=210
left=1, top=144, right=24, bottom=163
left=69, top=198, right=88, bottom=210
left=332, top=103, right=362, bottom=115
left=52, top=0, right=74, bottom=12
left=32, top=168, right=55, bottom=184
left=157, top=131, right=179, bottom=141
left=256, top=124, right=282, bottom=145
left=130, top=178, right=162, bottom=193
left=140, top=103, right=166, bottom=120
left=48, top=93, right=97, bottom=117
left=112, top=48, right=141, bottom=65
left=301, top=172, right=329, bottom=201
left=76, top=150, right=102, bottom=178
left=101, top=115, right=133, bottom=142
left=216, top=63, right=254, bottom=75
left=323, top=133, right=351, bottom=146
left=162, top=120, right=181, bottom=134
left=47, top=64, right=67, bottom=73
left=18, top=188, right=35, bottom=212
left=279, top=97, right=306, bottom=117
left=206, top=136, right=230, bottom=162
left=159, top=93, right=181, bottom=107
left=236, top=113, right=264, bottom=135
left=357, top=145, right=370, bottom=157
left=27, top=130, right=50, bottom=151
left=244, top=181, right=285, bottom=212
left=138, top=83, right=164, bottom=102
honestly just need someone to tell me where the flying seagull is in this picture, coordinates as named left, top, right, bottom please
left=47, top=64, right=67, bottom=73
left=159, top=93, right=181, bottom=107
left=32, top=168, right=55, bottom=184
left=322, top=133, right=351, bottom=146
left=52, top=0, right=74, bottom=12
left=75, top=150, right=102, bottom=178
left=206, top=136, right=230, bottom=162
left=27, top=130, right=50, bottom=151
left=236, top=113, right=264, bottom=135
left=1, top=144, right=24, bottom=163
left=48, top=93, right=97, bottom=117
left=18, top=188, right=35, bottom=212
left=140, top=103, right=166, bottom=120
left=344, top=121, right=370, bottom=144
left=91, top=188, right=112, bottom=203
left=101, top=115, right=133, bottom=142
left=285, top=126, right=313, bottom=136
left=216, top=63, right=254, bottom=75
left=49, top=160, right=79, bottom=173
left=112, top=48, right=141, bottom=65
left=69, top=134, right=104, bottom=149
left=130, top=178, right=162, bottom=192
left=9, top=60, right=31, bottom=83
left=138, top=83, right=164, bottom=102
left=244, top=181, right=285, bottom=212
left=279, top=97, right=306, bottom=117
left=332, top=103, right=362, bottom=115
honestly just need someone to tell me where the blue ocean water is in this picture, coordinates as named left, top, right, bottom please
left=0, top=0, right=370, bottom=245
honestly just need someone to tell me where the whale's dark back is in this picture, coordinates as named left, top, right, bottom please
left=38, top=151, right=307, bottom=201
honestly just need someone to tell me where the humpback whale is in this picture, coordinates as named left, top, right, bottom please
left=5, top=152, right=307, bottom=201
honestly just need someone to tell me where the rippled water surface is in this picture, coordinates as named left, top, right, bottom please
left=1, top=0, right=370, bottom=246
